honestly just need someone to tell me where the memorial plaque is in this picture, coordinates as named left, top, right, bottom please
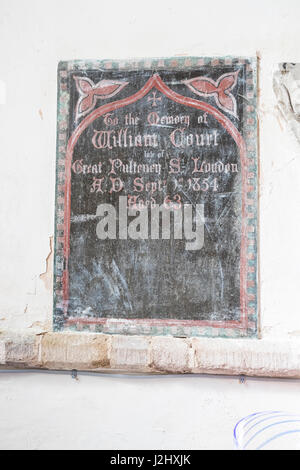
left=54, top=57, right=258, bottom=338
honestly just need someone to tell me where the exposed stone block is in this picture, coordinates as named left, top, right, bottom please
left=151, top=337, right=191, bottom=373
left=40, top=332, right=110, bottom=369
left=110, top=335, right=151, bottom=370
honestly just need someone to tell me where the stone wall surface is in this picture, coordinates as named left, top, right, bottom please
left=1, top=331, right=300, bottom=377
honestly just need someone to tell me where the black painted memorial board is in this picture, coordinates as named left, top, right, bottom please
left=54, top=57, right=258, bottom=337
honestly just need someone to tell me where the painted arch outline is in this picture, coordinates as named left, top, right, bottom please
left=62, top=73, right=248, bottom=330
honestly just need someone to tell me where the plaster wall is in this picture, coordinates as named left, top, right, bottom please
left=1, top=371, right=300, bottom=450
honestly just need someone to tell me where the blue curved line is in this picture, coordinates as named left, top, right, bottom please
left=234, top=412, right=263, bottom=446
left=234, top=411, right=281, bottom=443
left=257, top=429, right=300, bottom=450
left=244, top=413, right=300, bottom=437
left=233, top=411, right=277, bottom=448
left=242, top=411, right=283, bottom=430
left=244, top=420, right=300, bottom=449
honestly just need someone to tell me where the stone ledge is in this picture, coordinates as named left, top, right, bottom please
left=0, top=331, right=299, bottom=377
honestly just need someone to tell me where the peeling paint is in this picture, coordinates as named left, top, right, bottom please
left=274, top=63, right=300, bottom=144
left=40, top=236, right=53, bottom=291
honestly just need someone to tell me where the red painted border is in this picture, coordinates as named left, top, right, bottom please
left=62, top=74, right=248, bottom=330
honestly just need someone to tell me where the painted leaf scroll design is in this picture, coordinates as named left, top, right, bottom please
left=184, top=71, right=239, bottom=118
left=74, top=77, right=129, bottom=120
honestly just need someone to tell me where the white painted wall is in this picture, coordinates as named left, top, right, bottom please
left=1, top=0, right=300, bottom=450
left=0, top=371, right=300, bottom=450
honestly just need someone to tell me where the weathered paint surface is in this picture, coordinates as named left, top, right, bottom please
left=54, top=57, right=258, bottom=337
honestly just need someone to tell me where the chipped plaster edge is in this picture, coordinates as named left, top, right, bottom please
left=0, top=331, right=299, bottom=378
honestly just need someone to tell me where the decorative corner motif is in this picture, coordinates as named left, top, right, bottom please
left=183, top=70, right=239, bottom=118
left=74, top=76, right=129, bottom=120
